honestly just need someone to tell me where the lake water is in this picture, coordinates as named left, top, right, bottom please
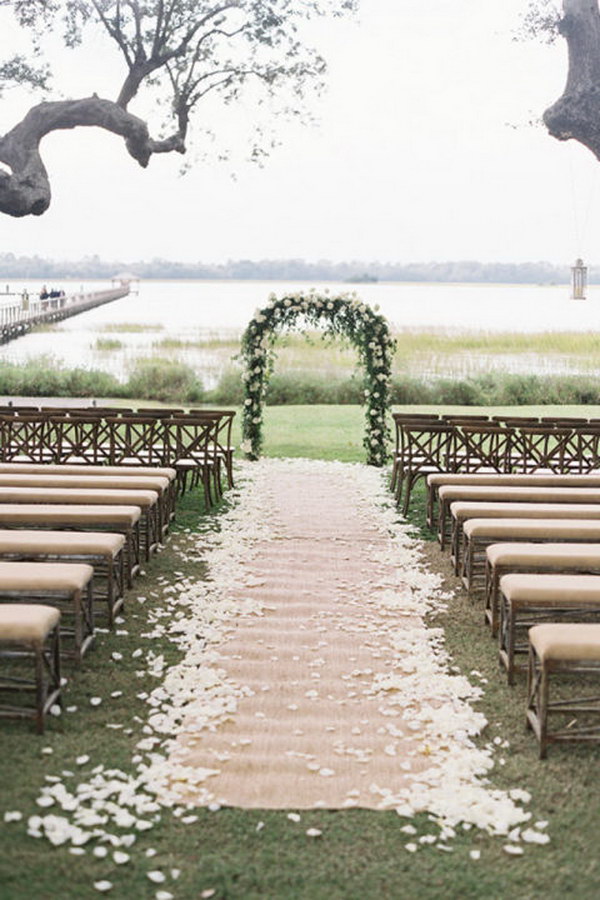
left=1, top=279, right=599, bottom=385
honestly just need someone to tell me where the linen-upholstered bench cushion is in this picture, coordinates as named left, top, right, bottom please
left=529, top=623, right=600, bottom=662
left=452, top=502, right=600, bottom=523
left=0, top=488, right=157, bottom=509
left=440, top=485, right=600, bottom=504
left=0, top=603, right=60, bottom=643
left=464, top=519, right=600, bottom=541
left=0, top=530, right=125, bottom=558
left=500, top=573, right=600, bottom=608
left=487, top=542, right=600, bottom=569
left=0, top=504, right=141, bottom=526
left=0, top=463, right=177, bottom=481
left=0, top=474, right=169, bottom=494
left=0, top=561, right=94, bottom=593
left=429, top=474, right=600, bottom=489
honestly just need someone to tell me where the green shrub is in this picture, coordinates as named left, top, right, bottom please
left=124, top=358, right=204, bottom=403
left=433, top=378, right=485, bottom=406
left=264, top=372, right=363, bottom=405
left=389, top=376, right=434, bottom=405
left=0, top=356, right=121, bottom=398
left=206, top=368, right=245, bottom=405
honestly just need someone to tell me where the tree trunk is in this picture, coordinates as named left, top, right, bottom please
left=544, top=0, right=600, bottom=160
left=0, top=96, right=185, bottom=217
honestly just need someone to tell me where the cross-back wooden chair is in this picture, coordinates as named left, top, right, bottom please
left=49, top=416, right=101, bottom=464
left=396, top=423, right=455, bottom=515
left=166, top=415, right=221, bottom=504
left=454, top=424, right=512, bottom=474
left=189, top=409, right=236, bottom=491
left=569, top=426, right=600, bottom=474
left=0, top=413, right=54, bottom=463
left=106, top=416, right=166, bottom=467
left=390, top=413, right=440, bottom=494
left=513, top=426, right=573, bottom=474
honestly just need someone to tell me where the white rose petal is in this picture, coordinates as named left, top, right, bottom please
left=147, top=871, right=166, bottom=884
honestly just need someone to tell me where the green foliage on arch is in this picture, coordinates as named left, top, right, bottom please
left=240, top=291, right=396, bottom=466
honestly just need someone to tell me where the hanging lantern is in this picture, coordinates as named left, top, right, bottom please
left=571, top=258, right=587, bottom=300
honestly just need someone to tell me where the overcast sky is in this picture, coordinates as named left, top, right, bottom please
left=1, top=0, right=598, bottom=265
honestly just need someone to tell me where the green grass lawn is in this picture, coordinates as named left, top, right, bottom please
left=2, top=403, right=600, bottom=899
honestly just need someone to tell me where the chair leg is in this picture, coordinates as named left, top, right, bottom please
left=34, top=642, right=45, bottom=735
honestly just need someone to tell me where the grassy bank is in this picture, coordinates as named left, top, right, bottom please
left=1, top=405, right=600, bottom=898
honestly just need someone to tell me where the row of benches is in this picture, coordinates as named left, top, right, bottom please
left=0, top=463, right=180, bottom=732
left=423, top=471, right=600, bottom=758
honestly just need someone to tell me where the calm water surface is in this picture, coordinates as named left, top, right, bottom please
left=1, top=279, right=599, bottom=384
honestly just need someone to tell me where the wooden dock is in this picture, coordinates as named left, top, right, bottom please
left=0, top=285, right=130, bottom=345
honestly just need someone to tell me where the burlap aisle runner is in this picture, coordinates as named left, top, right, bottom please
left=160, top=459, right=530, bottom=832
left=173, top=462, right=432, bottom=809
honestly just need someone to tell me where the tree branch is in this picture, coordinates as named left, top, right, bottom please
left=544, top=0, right=600, bottom=159
left=0, top=95, right=185, bottom=217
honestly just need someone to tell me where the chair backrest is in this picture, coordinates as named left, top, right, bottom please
left=455, top=424, right=512, bottom=473
left=106, top=416, right=165, bottom=465
left=137, top=408, right=184, bottom=417
left=403, top=424, right=455, bottom=474
left=441, top=414, right=489, bottom=422
left=0, top=413, right=52, bottom=462
left=540, top=416, right=588, bottom=425
left=572, top=426, right=600, bottom=474
left=515, top=426, right=573, bottom=473
left=165, top=415, right=220, bottom=467
left=48, top=416, right=101, bottom=464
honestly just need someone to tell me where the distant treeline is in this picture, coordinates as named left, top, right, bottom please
left=0, top=253, right=592, bottom=284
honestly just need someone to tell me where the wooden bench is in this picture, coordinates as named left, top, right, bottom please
left=0, top=462, right=178, bottom=526
left=426, top=472, right=600, bottom=529
left=0, top=473, right=171, bottom=539
left=0, top=604, right=61, bottom=733
left=438, top=484, right=600, bottom=549
left=460, top=518, right=600, bottom=596
left=0, top=504, right=142, bottom=586
left=0, top=561, right=94, bottom=662
left=451, top=502, right=600, bottom=576
left=0, top=530, right=126, bottom=626
left=527, top=623, right=600, bottom=758
left=0, top=487, right=158, bottom=561
left=485, top=543, right=600, bottom=636
left=499, top=574, right=600, bottom=684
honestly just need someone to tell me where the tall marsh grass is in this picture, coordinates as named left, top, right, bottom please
left=0, top=356, right=204, bottom=403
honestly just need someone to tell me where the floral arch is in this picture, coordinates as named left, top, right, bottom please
left=240, top=291, right=396, bottom=466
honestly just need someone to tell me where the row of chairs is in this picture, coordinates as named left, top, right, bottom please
left=427, top=470, right=600, bottom=758
left=0, top=408, right=235, bottom=507
left=0, top=463, right=179, bottom=732
left=391, top=412, right=600, bottom=513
